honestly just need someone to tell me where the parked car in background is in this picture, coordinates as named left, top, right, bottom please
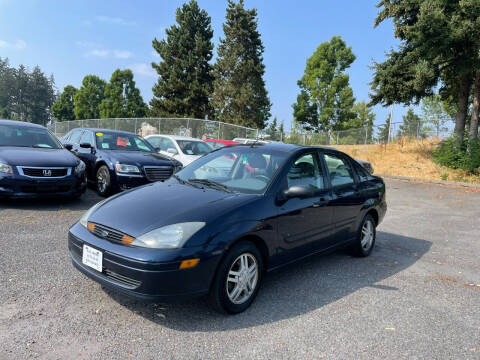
left=61, top=128, right=181, bottom=196
left=233, top=137, right=270, bottom=144
left=69, top=142, right=386, bottom=314
left=0, top=119, right=86, bottom=199
left=203, top=139, right=240, bottom=149
left=145, top=135, right=213, bottom=166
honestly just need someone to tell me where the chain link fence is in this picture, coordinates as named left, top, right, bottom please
left=48, top=118, right=452, bottom=145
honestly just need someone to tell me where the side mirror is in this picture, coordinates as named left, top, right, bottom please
left=283, top=185, right=315, bottom=199
left=154, top=147, right=161, bottom=152
left=64, top=143, right=73, bottom=151
left=167, top=148, right=178, bottom=155
left=79, top=142, right=92, bottom=149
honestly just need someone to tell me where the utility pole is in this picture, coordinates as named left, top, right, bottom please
left=387, top=104, right=394, bottom=144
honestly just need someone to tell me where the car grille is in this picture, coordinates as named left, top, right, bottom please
left=144, top=166, right=173, bottom=182
left=104, top=269, right=141, bottom=288
left=69, top=233, right=141, bottom=289
left=20, top=167, right=69, bottom=178
left=90, top=223, right=131, bottom=244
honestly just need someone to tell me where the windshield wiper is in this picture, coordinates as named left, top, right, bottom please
left=188, top=178, right=232, bottom=193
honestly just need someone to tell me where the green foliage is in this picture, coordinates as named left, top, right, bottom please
left=351, top=101, right=375, bottom=142
left=52, top=85, right=77, bottom=121
left=265, top=116, right=279, bottom=140
left=370, top=0, right=480, bottom=143
left=99, top=69, right=147, bottom=118
left=212, top=0, right=271, bottom=129
left=0, top=58, right=56, bottom=124
left=150, top=0, right=214, bottom=119
left=377, top=115, right=391, bottom=144
left=74, top=75, right=106, bottom=120
left=420, top=94, right=455, bottom=136
left=293, top=36, right=356, bottom=132
left=433, top=137, right=480, bottom=175
left=399, top=108, right=424, bottom=138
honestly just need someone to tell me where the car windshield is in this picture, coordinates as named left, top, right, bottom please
left=177, top=140, right=212, bottom=155
left=0, top=124, right=62, bottom=149
left=95, top=131, right=154, bottom=152
left=175, top=146, right=288, bottom=194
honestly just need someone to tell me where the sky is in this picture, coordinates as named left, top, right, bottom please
left=0, top=0, right=410, bottom=130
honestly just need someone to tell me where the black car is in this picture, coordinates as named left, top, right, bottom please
left=0, top=120, right=87, bottom=199
left=69, top=143, right=387, bottom=313
left=61, top=128, right=182, bottom=196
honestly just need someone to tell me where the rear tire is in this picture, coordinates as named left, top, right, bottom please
left=350, top=214, right=376, bottom=257
left=209, top=241, right=263, bottom=314
left=96, top=165, right=111, bottom=197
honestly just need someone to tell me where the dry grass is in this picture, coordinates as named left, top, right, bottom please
left=336, top=139, right=480, bottom=184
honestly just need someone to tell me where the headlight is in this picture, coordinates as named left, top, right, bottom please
left=0, top=162, right=13, bottom=174
left=115, top=163, right=140, bottom=173
left=132, top=222, right=205, bottom=249
left=79, top=200, right=107, bottom=228
left=74, top=160, right=86, bottom=175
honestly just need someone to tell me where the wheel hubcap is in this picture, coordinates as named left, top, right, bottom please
left=97, top=170, right=107, bottom=192
left=226, top=253, right=258, bottom=305
left=361, top=220, right=374, bottom=250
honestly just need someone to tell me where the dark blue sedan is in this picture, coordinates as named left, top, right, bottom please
left=69, top=142, right=387, bottom=313
left=61, top=128, right=182, bottom=196
left=0, top=120, right=87, bottom=199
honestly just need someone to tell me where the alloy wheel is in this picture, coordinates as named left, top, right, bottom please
left=226, top=253, right=258, bottom=305
left=360, top=219, right=374, bottom=251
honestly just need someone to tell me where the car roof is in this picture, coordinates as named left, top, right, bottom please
left=71, top=128, right=137, bottom=136
left=0, top=119, right=46, bottom=129
left=148, top=134, right=202, bottom=141
left=225, top=142, right=345, bottom=154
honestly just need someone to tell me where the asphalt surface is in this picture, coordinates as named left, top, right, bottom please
left=1, top=179, right=479, bottom=359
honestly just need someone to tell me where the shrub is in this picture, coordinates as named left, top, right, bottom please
left=432, top=137, right=480, bottom=175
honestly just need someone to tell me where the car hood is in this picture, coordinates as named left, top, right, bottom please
left=108, top=151, right=179, bottom=167
left=0, top=147, right=79, bottom=167
left=88, top=178, right=256, bottom=237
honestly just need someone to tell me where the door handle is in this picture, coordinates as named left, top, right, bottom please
left=313, top=197, right=329, bottom=207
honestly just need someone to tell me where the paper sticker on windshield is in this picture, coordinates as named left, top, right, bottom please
left=96, top=132, right=103, bottom=136
left=117, top=137, right=128, bottom=147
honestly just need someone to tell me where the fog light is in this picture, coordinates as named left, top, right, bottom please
left=179, top=258, right=199, bottom=269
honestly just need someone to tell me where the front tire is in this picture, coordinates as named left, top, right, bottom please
left=209, top=241, right=263, bottom=314
left=96, top=165, right=111, bottom=197
left=351, top=214, right=376, bottom=257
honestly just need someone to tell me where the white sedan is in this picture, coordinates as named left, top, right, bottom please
left=145, top=135, right=213, bottom=166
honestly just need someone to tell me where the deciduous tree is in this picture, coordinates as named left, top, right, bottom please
left=52, top=85, right=77, bottom=121
left=74, top=75, right=106, bottom=120
left=100, top=69, right=147, bottom=118
left=292, top=36, right=356, bottom=132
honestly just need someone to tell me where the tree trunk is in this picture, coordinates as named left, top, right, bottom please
left=454, top=74, right=472, bottom=147
left=469, top=70, right=480, bottom=141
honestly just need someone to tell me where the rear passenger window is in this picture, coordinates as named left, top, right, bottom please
left=324, top=153, right=355, bottom=187
left=353, top=162, right=370, bottom=182
left=287, top=153, right=324, bottom=190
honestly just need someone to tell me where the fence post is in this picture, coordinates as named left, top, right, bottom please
left=134, top=119, right=137, bottom=134
left=218, top=122, right=221, bottom=139
left=115, top=119, right=117, bottom=130
left=364, top=126, right=368, bottom=151
left=54, top=121, right=57, bottom=136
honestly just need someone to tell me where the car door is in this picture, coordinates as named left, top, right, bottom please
left=322, top=151, right=364, bottom=245
left=275, top=151, right=334, bottom=263
left=76, top=130, right=96, bottom=180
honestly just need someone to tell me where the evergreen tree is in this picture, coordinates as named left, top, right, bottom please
left=292, top=36, right=356, bottom=132
left=377, top=115, right=391, bottom=144
left=28, top=66, right=56, bottom=125
left=100, top=69, right=147, bottom=118
left=352, top=101, right=376, bottom=143
left=212, top=0, right=271, bottom=129
left=278, top=121, right=285, bottom=142
left=266, top=116, right=278, bottom=140
left=150, top=0, right=214, bottom=119
left=370, top=0, right=480, bottom=145
left=399, top=109, right=423, bottom=138
left=52, top=85, right=77, bottom=121
left=74, top=75, right=106, bottom=120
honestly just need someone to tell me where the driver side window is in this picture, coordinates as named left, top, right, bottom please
left=286, top=153, right=324, bottom=190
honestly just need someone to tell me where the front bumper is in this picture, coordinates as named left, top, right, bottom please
left=113, top=174, right=150, bottom=191
left=68, top=222, right=222, bottom=301
left=0, top=173, right=86, bottom=198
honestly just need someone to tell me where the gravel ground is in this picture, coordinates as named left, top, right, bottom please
left=1, top=179, right=479, bottom=360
